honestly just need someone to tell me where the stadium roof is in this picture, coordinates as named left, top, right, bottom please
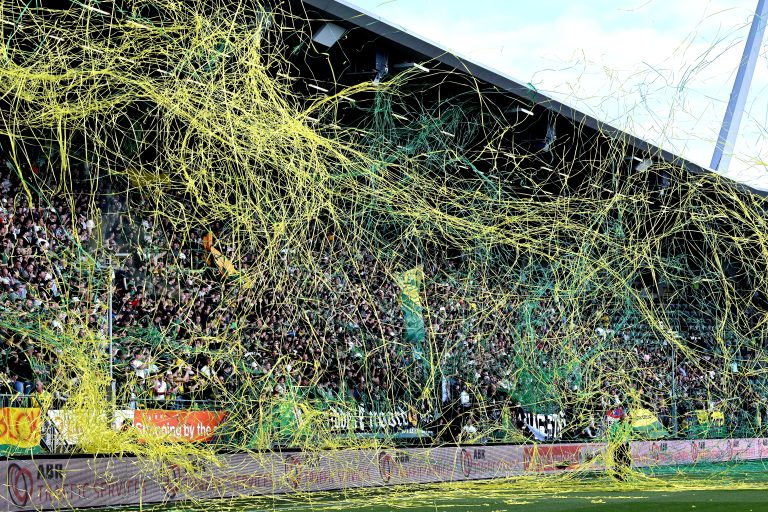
left=301, top=0, right=767, bottom=198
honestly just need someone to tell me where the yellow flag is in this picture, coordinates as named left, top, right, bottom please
left=0, top=408, right=41, bottom=448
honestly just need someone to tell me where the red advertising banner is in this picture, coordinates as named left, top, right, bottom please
left=133, top=410, right=226, bottom=442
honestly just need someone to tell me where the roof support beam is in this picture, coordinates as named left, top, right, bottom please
left=710, top=0, right=768, bottom=172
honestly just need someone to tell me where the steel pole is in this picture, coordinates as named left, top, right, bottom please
left=108, top=255, right=114, bottom=403
left=672, top=344, right=678, bottom=437
left=710, top=0, right=768, bottom=172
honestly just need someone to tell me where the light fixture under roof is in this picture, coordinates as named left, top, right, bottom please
left=394, top=62, right=430, bottom=73
left=373, top=51, right=389, bottom=85
left=81, top=44, right=103, bottom=53
left=125, top=19, right=152, bottom=30
left=510, top=106, right=534, bottom=116
left=78, top=2, right=110, bottom=16
left=307, top=83, right=329, bottom=93
left=635, top=159, right=653, bottom=172
left=312, top=22, right=346, bottom=48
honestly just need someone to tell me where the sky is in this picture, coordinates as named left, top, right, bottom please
left=347, top=0, right=768, bottom=190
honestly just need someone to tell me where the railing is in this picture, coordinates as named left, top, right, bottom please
left=0, top=393, right=46, bottom=408
left=43, top=415, right=69, bottom=454
left=0, top=390, right=763, bottom=455
left=120, top=397, right=222, bottom=410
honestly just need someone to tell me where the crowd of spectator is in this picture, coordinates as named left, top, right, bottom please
left=0, top=157, right=762, bottom=440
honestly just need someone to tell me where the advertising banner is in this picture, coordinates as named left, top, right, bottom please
left=514, top=409, right=566, bottom=440
left=133, top=410, right=226, bottom=442
left=1, top=437, right=767, bottom=511
left=326, top=404, right=421, bottom=434
left=523, top=443, right=586, bottom=471
left=0, top=408, right=40, bottom=448
left=47, top=410, right=83, bottom=445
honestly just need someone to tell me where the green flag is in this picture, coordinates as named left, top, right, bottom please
left=397, top=267, right=425, bottom=343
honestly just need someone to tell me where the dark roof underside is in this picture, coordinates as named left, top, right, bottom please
left=301, top=0, right=766, bottom=197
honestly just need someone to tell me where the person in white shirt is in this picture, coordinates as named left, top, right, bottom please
left=153, top=376, right=167, bottom=403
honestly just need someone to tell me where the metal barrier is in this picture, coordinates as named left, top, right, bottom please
left=121, top=397, right=222, bottom=410
left=0, top=390, right=763, bottom=455
left=0, top=393, right=43, bottom=408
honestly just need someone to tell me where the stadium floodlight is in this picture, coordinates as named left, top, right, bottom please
left=77, top=2, right=111, bottom=16
left=510, top=106, right=534, bottom=116
left=307, top=83, right=329, bottom=93
left=635, top=159, right=653, bottom=172
left=125, top=19, right=152, bottom=30
left=373, top=51, right=389, bottom=85
left=394, top=62, right=430, bottom=72
left=312, top=22, right=346, bottom=47
left=81, top=44, right=103, bottom=53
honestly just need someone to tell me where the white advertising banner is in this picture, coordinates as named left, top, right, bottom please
left=1, top=437, right=765, bottom=511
